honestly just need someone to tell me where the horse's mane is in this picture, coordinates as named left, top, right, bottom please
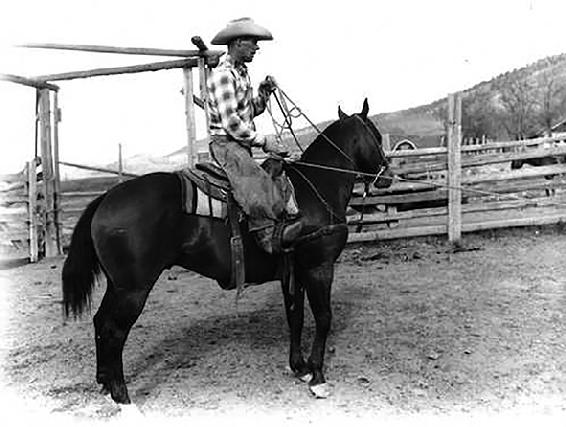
left=299, top=117, right=350, bottom=162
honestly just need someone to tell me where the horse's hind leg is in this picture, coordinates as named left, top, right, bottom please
left=94, top=270, right=157, bottom=404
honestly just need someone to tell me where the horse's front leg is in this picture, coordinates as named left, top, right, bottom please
left=302, top=263, right=334, bottom=398
left=280, top=277, right=310, bottom=380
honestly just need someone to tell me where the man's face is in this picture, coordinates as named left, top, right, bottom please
left=235, top=38, right=260, bottom=63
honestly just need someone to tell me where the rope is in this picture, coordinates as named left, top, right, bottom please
left=268, top=86, right=357, bottom=166
left=288, top=163, right=342, bottom=222
left=266, top=89, right=303, bottom=152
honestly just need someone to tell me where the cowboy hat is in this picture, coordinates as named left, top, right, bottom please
left=211, top=17, right=273, bottom=45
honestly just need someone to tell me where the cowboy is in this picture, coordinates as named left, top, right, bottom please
left=207, top=18, right=303, bottom=254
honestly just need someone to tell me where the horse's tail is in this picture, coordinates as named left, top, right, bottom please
left=62, top=194, right=105, bottom=318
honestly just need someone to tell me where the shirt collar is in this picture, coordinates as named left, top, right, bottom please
left=223, top=54, right=248, bottom=76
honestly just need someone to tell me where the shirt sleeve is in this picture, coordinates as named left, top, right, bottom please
left=251, top=93, right=268, bottom=117
left=209, top=69, right=259, bottom=144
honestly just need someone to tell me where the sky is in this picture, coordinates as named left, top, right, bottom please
left=1, top=0, right=566, bottom=174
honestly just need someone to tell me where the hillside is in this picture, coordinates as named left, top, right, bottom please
left=383, top=52, right=566, bottom=144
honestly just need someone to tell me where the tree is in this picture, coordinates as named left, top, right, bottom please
left=461, top=89, right=500, bottom=140
left=433, top=90, right=500, bottom=141
left=495, top=76, right=539, bottom=139
left=534, top=69, right=566, bottom=134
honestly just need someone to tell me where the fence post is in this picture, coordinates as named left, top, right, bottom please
left=198, top=57, right=210, bottom=161
left=447, top=93, right=462, bottom=244
left=183, top=67, right=197, bottom=167
left=52, top=90, right=62, bottom=254
left=27, top=159, right=39, bottom=262
left=39, top=88, right=58, bottom=257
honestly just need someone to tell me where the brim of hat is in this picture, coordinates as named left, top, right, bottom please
left=211, top=23, right=273, bottom=45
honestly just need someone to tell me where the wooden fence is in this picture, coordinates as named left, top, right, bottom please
left=1, top=160, right=40, bottom=261
left=347, top=128, right=566, bottom=243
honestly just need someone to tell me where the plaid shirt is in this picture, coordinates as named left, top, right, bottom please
left=206, top=55, right=267, bottom=145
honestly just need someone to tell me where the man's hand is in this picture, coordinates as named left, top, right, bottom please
left=259, top=75, right=277, bottom=98
left=262, top=137, right=289, bottom=157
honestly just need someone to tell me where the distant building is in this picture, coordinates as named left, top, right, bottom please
left=391, top=139, right=418, bottom=151
left=387, top=134, right=444, bottom=149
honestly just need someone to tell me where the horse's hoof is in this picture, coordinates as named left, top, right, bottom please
left=100, top=384, right=111, bottom=395
left=309, top=382, right=332, bottom=399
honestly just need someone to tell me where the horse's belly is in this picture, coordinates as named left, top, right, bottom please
left=175, top=215, right=278, bottom=289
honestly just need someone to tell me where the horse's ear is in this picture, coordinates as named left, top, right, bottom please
left=338, top=106, right=349, bottom=120
left=361, top=98, right=369, bottom=118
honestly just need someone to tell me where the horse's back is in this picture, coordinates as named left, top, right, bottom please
left=95, top=172, right=181, bottom=218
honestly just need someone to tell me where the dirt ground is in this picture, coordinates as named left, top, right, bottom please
left=2, top=225, right=566, bottom=426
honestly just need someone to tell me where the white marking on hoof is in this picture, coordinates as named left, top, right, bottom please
left=298, top=373, right=313, bottom=383
left=309, top=382, right=332, bottom=399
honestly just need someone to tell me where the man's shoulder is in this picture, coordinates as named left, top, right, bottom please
left=210, top=63, right=237, bottom=81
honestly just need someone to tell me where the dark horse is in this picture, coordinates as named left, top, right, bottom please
left=62, top=99, right=394, bottom=404
left=511, top=155, right=566, bottom=177
left=511, top=155, right=566, bottom=196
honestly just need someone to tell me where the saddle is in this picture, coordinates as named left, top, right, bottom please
left=175, top=160, right=300, bottom=300
left=176, top=162, right=245, bottom=295
left=182, top=162, right=229, bottom=201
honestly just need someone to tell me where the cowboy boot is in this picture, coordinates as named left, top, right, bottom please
left=280, top=216, right=303, bottom=249
left=253, top=216, right=303, bottom=255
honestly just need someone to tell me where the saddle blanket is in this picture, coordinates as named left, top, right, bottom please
left=193, top=187, right=226, bottom=217
left=176, top=168, right=228, bottom=218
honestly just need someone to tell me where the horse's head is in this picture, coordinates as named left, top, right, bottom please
left=337, top=99, right=394, bottom=189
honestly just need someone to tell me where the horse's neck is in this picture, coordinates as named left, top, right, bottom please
left=297, top=136, right=357, bottom=219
